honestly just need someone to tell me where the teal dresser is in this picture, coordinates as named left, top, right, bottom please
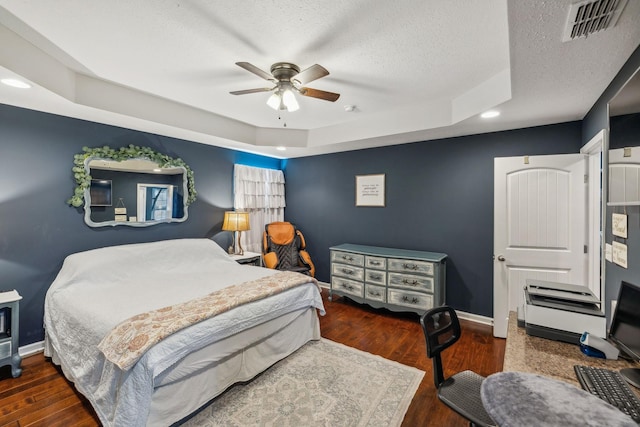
left=329, top=244, right=447, bottom=315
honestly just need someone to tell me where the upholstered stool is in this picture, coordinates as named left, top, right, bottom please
left=481, top=372, right=636, bottom=427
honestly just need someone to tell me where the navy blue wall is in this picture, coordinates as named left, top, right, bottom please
left=283, top=123, right=582, bottom=317
left=0, top=104, right=281, bottom=346
left=582, top=43, right=640, bottom=319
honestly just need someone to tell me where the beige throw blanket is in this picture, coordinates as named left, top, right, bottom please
left=98, top=271, right=318, bottom=370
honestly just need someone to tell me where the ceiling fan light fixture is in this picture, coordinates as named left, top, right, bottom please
left=267, top=92, right=282, bottom=110
left=233, top=61, right=339, bottom=111
left=282, top=88, right=299, bottom=112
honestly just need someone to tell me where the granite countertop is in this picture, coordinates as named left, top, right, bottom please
left=503, top=311, right=638, bottom=386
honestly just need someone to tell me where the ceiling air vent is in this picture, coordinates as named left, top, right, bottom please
left=562, top=0, right=628, bottom=42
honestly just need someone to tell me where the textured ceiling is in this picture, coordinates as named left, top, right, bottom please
left=0, top=1, right=639, bottom=158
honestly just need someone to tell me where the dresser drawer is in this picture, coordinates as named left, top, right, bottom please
left=332, top=263, right=365, bottom=281
left=365, top=256, right=386, bottom=270
left=365, top=284, right=386, bottom=302
left=388, top=258, right=434, bottom=276
left=365, top=269, right=386, bottom=285
left=331, top=251, right=364, bottom=267
left=388, top=272, right=434, bottom=292
left=0, top=341, right=11, bottom=360
left=387, top=289, right=433, bottom=311
left=332, top=277, right=364, bottom=298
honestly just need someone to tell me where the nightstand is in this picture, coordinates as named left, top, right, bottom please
left=230, top=251, right=262, bottom=266
left=0, top=290, right=22, bottom=378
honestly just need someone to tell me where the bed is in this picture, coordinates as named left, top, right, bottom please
left=43, top=238, right=325, bottom=426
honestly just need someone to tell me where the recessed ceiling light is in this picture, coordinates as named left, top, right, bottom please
left=276, top=146, right=286, bottom=151
left=481, top=110, right=500, bottom=119
left=1, top=78, right=31, bottom=89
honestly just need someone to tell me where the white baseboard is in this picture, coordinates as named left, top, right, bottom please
left=19, top=340, right=44, bottom=357
left=456, top=310, right=493, bottom=326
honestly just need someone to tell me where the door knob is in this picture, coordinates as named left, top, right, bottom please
left=496, top=255, right=505, bottom=261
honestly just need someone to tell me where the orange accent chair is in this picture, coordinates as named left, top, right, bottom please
left=262, top=221, right=315, bottom=277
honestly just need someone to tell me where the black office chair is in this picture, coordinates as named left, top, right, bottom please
left=420, top=305, right=496, bottom=427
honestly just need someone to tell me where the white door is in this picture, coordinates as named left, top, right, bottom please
left=493, top=154, right=588, bottom=337
left=137, top=184, right=174, bottom=221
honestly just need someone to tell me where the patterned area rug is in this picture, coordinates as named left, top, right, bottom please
left=180, top=338, right=424, bottom=427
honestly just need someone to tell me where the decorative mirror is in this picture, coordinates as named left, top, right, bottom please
left=68, top=145, right=196, bottom=227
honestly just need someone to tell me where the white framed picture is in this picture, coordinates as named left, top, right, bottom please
left=612, top=213, right=628, bottom=238
left=355, top=174, right=385, bottom=207
left=612, top=241, right=628, bottom=269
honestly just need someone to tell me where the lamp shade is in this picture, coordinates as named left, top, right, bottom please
left=222, top=211, right=250, bottom=231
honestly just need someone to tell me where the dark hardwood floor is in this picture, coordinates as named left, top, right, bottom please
left=321, top=289, right=505, bottom=426
left=0, top=288, right=505, bottom=426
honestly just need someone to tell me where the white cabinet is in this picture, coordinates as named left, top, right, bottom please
left=329, top=244, right=447, bottom=315
left=0, top=290, right=22, bottom=378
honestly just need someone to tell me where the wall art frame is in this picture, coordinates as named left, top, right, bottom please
left=355, top=173, right=385, bottom=207
left=612, top=212, right=628, bottom=238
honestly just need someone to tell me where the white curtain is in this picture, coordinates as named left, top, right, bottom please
left=233, top=164, right=285, bottom=254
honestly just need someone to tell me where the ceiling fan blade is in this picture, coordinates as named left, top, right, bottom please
left=298, top=87, right=340, bottom=102
left=230, top=87, right=275, bottom=95
left=235, top=62, right=276, bottom=82
left=291, top=64, right=329, bottom=85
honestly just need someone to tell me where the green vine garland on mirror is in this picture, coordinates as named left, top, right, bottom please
left=67, top=145, right=197, bottom=208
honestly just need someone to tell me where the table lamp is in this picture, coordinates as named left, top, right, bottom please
left=222, top=211, right=250, bottom=255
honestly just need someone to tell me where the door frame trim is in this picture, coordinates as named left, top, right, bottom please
left=580, top=129, right=608, bottom=302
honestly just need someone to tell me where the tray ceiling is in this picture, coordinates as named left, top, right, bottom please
left=0, top=1, right=639, bottom=158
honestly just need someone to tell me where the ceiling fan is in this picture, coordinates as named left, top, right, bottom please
left=230, top=62, right=340, bottom=112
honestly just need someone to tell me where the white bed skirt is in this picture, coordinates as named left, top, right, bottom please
left=46, top=306, right=321, bottom=426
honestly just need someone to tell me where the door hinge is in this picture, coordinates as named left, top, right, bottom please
left=584, top=245, right=588, bottom=254
left=584, top=174, right=588, bottom=184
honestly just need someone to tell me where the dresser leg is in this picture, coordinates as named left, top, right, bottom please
left=11, top=353, right=22, bottom=378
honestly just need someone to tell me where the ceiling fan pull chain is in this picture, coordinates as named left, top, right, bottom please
left=276, top=111, right=287, bottom=127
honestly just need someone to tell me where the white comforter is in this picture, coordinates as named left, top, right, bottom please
left=44, top=238, right=325, bottom=426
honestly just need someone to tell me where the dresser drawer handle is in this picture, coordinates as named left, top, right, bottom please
left=402, top=263, right=419, bottom=270
left=370, top=274, right=383, bottom=280
left=401, top=295, right=420, bottom=304
left=341, top=284, right=355, bottom=291
left=402, top=279, right=420, bottom=286
left=367, top=290, right=382, bottom=297
left=341, top=255, right=355, bottom=262
left=341, top=268, right=355, bottom=275
left=370, top=260, right=382, bottom=266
